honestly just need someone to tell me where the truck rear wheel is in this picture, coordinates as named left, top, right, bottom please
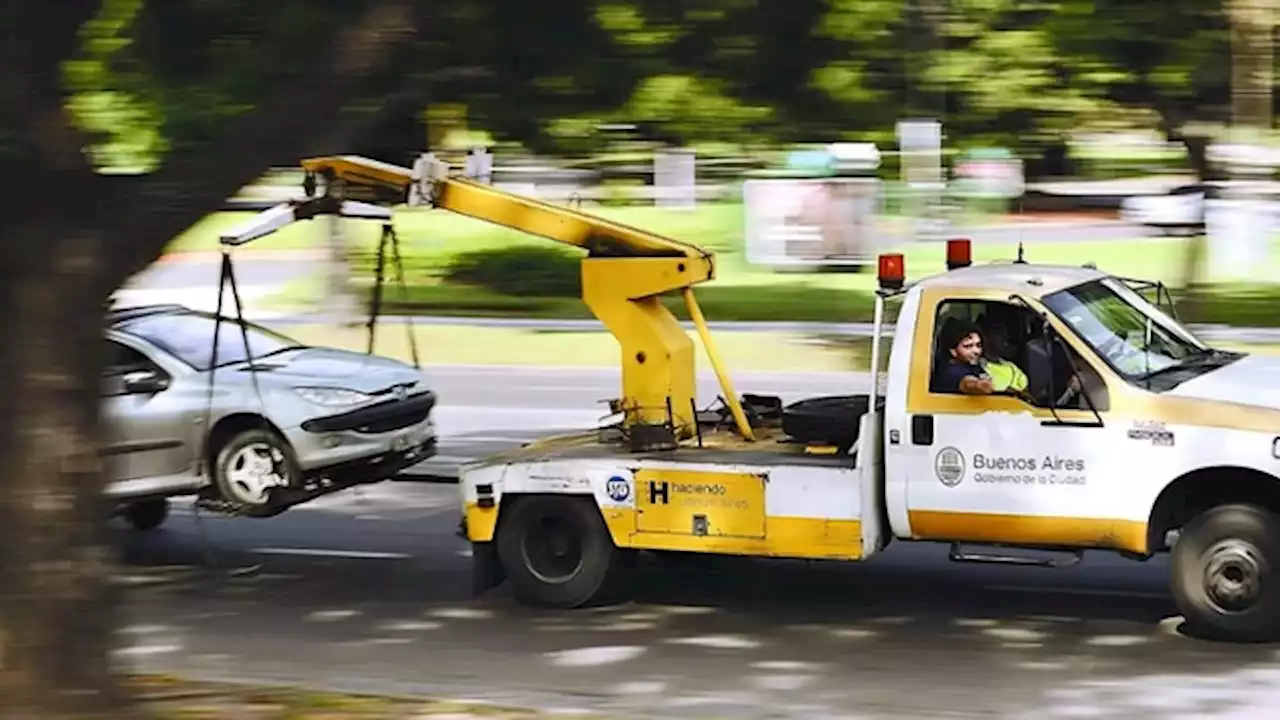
left=495, top=495, right=622, bottom=608
left=1170, top=503, right=1280, bottom=642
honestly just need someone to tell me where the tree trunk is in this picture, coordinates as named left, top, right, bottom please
left=1181, top=135, right=1214, bottom=181
left=1175, top=133, right=1211, bottom=319
left=1229, top=0, right=1276, bottom=132
left=0, top=227, right=141, bottom=719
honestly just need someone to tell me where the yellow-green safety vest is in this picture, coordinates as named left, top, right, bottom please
left=986, top=360, right=1028, bottom=392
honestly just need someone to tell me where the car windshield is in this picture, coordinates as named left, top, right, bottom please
left=1041, top=277, right=1210, bottom=382
left=121, top=311, right=306, bottom=371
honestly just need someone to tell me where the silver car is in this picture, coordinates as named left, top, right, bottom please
left=103, top=304, right=438, bottom=530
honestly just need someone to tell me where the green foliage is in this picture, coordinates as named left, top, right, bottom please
left=1045, top=0, right=1232, bottom=132
left=622, top=74, right=774, bottom=145
left=444, top=246, right=582, bottom=297
left=62, top=0, right=165, bottom=172
left=50, top=0, right=1262, bottom=180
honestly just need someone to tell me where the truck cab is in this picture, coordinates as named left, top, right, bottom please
left=869, top=240, right=1280, bottom=642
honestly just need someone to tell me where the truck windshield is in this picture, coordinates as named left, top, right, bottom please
left=1041, top=277, right=1214, bottom=383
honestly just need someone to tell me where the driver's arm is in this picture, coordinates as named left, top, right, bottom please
left=959, top=374, right=994, bottom=395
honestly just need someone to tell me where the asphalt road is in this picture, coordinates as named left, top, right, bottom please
left=111, top=366, right=1280, bottom=719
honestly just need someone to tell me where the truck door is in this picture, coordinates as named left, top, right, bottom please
left=896, top=290, right=1148, bottom=555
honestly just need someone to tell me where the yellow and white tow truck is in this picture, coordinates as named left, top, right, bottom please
left=458, top=233, right=1280, bottom=645
left=254, top=152, right=1280, bottom=643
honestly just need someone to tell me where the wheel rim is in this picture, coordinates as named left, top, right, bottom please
left=1202, top=539, right=1266, bottom=614
left=520, top=513, right=584, bottom=584
left=224, top=442, right=290, bottom=505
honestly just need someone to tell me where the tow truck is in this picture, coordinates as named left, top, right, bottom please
left=245, top=152, right=1280, bottom=643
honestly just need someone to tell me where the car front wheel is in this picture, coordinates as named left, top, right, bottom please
left=212, top=427, right=299, bottom=518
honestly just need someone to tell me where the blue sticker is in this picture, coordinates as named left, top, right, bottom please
left=605, top=475, right=630, bottom=502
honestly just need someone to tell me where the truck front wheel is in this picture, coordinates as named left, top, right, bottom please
left=495, top=495, right=622, bottom=608
left=1170, top=503, right=1280, bottom=642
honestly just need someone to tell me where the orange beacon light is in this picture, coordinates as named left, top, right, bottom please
left=946, top=238, right=972, bottom=270
left=877, top=253, right=905, bottom=290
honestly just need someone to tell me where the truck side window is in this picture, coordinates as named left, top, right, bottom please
left=1016, top=314, right=1110, bottom=411
left=929, top=300, right=988, bottom=394
left=929, top=299, right=1108, bottom=410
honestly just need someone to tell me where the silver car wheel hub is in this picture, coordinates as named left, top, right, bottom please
left=225, top=443, right=289, bottom=504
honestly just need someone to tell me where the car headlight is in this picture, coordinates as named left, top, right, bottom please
left=293, top=386, right=372, bottom=408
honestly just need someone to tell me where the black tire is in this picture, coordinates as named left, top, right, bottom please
left=495, top=495, right=622, bottom=608
left=123, top=498, right=169, bottom=531
left=212, top=427, right=299, bottom=518
left=781, top=395, right=873, bottom=448
left=1169, top=503, right=1280, bottom=643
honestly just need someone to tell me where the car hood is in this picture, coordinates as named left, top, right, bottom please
left=234, top=347, right=425, bottom=394
left=1166, top=353, right=1280, bottom=410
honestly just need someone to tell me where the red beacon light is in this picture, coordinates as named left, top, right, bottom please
left=946, top=238, right=972, bottom=270
left=877, top=252, right=905, bottom=290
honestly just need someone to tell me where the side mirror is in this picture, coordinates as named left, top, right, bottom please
left=121, top=369, right=169, bottom=394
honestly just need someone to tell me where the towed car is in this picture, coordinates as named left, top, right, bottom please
left=103, top=304, right=437, bottom=530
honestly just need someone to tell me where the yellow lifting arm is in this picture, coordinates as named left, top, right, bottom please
left=298, top=153, right=754, bottom=447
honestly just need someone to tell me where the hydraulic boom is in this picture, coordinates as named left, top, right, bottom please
left=270, top=153, right=754, bottom=448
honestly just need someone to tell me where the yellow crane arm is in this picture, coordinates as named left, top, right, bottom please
left=297, top=153, right=754, bottom=447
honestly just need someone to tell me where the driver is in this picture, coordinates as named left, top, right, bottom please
left=932, top=322, right=994, bottom=395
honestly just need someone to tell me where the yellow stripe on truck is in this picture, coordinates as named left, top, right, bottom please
left=606, top=510, right=863, bottom=560
left=464, top=504, right=864, bottom=561
left=908, top=510, right=1148, bottom=554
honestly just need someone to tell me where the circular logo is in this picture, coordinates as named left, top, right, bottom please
left=605, top=475, right=631, bottom=502
left=935, top=447, right=965, bottom=487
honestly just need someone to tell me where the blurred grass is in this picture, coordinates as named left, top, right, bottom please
left=178, top=203, right=1280, bottom=328
left=283, top=323, right=869, bottom=373
left=277, top=322, right=1280, bottom=373
left=268, top=237, right=1280, bottom=327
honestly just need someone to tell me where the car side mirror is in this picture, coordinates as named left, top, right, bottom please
left=122, top=369, right=169, bottom=394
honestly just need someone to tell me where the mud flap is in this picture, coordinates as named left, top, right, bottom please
left=471, top=541, right=505, bottom=596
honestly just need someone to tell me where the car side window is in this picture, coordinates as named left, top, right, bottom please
left=104, top=341, right=152, bottom=377
left=102, top=341, right=159, bottom=397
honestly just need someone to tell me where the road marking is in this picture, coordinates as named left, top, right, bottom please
left=251, top=547, right=411, bottom=560
left=449, top=435, right=544, bottom=444
left=983, top=584, right=1168, bottom=600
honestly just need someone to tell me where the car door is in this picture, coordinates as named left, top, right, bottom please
left=897, top=289, right=1149, bottom=555
left=101, top=338, right=192, bottom=487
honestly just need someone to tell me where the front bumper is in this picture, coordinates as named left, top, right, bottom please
left=306, top=435, right=438, bottom=485
left=300, top=390, right=436, bottom=433
left=285, top=390, right=438, bottom=481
